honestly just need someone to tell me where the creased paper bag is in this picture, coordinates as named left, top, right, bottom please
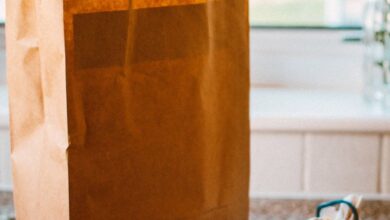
left=6, top=0, right=250, bottom=219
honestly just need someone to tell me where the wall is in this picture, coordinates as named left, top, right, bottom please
left=251, top=132, right=390, bottom=199
left=0, top=121, right=10, bottom=191
left=250, top=29, right=364, bottom=92
left=0, top=26, right=9, bottom=190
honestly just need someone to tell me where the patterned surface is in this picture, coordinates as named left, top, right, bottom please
left=1, top=193, right=390, bottom=219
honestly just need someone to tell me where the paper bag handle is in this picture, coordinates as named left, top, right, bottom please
left=316, top=199, right=359, bottom=220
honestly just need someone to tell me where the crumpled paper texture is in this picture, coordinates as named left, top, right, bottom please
left=7, top=0, right=250, bottom=219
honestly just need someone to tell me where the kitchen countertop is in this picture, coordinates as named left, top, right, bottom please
left=251, top=88, right=390, bottom=132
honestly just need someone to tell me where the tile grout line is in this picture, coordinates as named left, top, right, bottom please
left=379, top=135, right=385, bottom=194
left=302, top=132, right=308, bottom=193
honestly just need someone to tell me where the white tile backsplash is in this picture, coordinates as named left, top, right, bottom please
left=382, top=135, right=390, bottom=194
left=0, top=128, right=11, bottom=189
left=251, top=133, right=304, bottom=193
left=304, top=133, right=381, bottom=194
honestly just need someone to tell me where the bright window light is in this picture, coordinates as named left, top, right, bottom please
left=250, top=0, right=365, bottom=27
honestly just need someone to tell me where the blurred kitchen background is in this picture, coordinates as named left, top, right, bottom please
left=1, top=0, right=390, bottom=219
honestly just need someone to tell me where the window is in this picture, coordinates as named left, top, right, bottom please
left=0, top=1, right=365, bottom=27
left=250, top=0, right=365, bottom=27
left=249, top=0, right=365, bottom=91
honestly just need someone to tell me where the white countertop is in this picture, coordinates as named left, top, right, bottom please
left=250, top=88, right=390, bottom=132
left=2, top=86, right=390, bottom=132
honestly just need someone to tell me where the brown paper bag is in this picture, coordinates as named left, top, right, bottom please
left=6, top=0, right=250, bottom=219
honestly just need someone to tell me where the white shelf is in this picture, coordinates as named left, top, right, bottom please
left=251, top=88, right=390, bottom=132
